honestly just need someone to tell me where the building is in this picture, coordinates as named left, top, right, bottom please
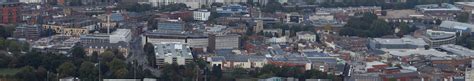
left=439, top=44, right=474, bottom=57
left=157, top=21, right=185, bottom=32
left=296, top=31, right=316, bottom=42
left=154, top=42, right=193, bottom=66
left=415, top=3, right=462, bottom=20
left=253, top=20, right=263, bottom=33
left=19, top=0, right=41, bottom=3
left=454, top=2, right=474, bottom=12
left=438, top=21, right=474, bottom=34
left=32, top=35, right=80, bottom=54
left=42, top=16, right=99, bottom=36
left=0, top=2, right=20, bottom=24
left=13, top=24, right=42, bottom=40
left=422, top=30, right=456, bottom=48
left=80, top=34, right=110, bottom=45
left=193, top=9, right=211, bottom=21
left=147, top=0, right=208, bottom=9
left=109, top=29, right=131, bottom=43
left=365, top=61, right=388, bottom=72
left=209, top=34, right=240, bottom=50
left=83, top=41, right=130, bottom=58
left=379, top=10, right=430, bottom=23
left=208, top=55, right=267, bottom=69
left=216, top=4, right=248, bottom=16
left=145, top=32, right=209, bottom=49
left=369, top=37, right=428, bottom=50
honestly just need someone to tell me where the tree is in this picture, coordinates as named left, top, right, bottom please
left=79, top=61, right=98, bottom=81
left=114, top=68, right=128, bottom=78
left=456, top=12, right=470, bottom=23
left=108, top=58, right=126, bottom=72
left=0, top=26, right=15, bottom=39
left=262, top=0, right=284, bottom=13
left=211, top=65, right=222, bottom=79
left=231, top=68, right=248, bottom=78
left=144, top=43, right=157, bottom=68
left=36, top=66, right=48, bottom=81
left=339, top=13, right=393, bottom=37
left=159, top=3, right=188, bottom=12
left=100, top=51, right=115, bottom=62
left=16, top=66, right=38, bottom=81
left=396, top=22, right=410, bottom=37
left=71, top=46, right=86, bottom=59
left=57, top=62, right=77, bottom=78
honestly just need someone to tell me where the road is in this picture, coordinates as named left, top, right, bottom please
left=127, top=35, right=161, bottom=77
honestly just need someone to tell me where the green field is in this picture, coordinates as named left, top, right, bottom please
left=0, top=68, right=20, bottom=75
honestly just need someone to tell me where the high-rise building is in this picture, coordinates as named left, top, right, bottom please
left=13, top=24, right=42, bottom=40
left=0, top=2, right=20, bottom=24
left=154, top=42, right=193, bottom=66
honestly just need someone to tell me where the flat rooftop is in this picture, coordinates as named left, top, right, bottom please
left=154, top=42, right=192, bottom=58
left=373, top=37, right=428, bottom=46
left=439, top=44, right=474, bottom=56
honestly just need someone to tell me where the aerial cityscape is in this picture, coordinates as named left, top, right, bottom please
left=2, top=0, right=474, bottom=81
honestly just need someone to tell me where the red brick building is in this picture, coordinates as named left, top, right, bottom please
left=0, top=2, right=20, bottom=24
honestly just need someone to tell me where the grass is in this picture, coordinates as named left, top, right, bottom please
left=0, top=68, right=20, bottom=75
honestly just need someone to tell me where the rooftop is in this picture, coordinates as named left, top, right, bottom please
left=372, top=37, right=428, bottom=46
left=439, top=44, right=474, bottom=56
left=416, top=3, right=462, bottom=11
left=384, top=49, right=451, bottom=57
left=455, top=2, right=474, bottom=7
left=439, top=21, right=474, bottom=31
left=154, top=42, right=192, bottom=58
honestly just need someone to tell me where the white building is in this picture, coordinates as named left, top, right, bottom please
left=19, top=0, right=42, bottom=3
left=267, top=36, right=288, bottom=43
left=154, top=42, right=193, bottom=66
left=147, top=0, right=207, bottom=9
left=193, top=10, right=211, bottom=21
left=212, top=34, right=240, bottom=50
left=296, top=31, right=316, bottom=42
left=109, top=29, right=132, bottom=43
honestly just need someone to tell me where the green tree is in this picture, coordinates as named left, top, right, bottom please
left=57, top=62, right=77, bottom=78
left=456, top=12, right=470, bottom=23
left=211, top=65, right=222, bottom=79
left=71, top=46, right=86, bottom=59
left=114, top=68, right=128, bottom=78
left=231, top=68, right=248, bottom=78
left=107, top=58, right=126, bottom=72
left=144, top=43, right=157, bottom=68
left=79, top=61, right=98, bottom=81
left=100, top=51, right=115, bottom=62
left=15, top=66, right=37, bottom=81
left=262, top=0, right=284, bottom=13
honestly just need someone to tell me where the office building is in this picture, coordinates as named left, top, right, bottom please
left=415, top=3, right=462, bottom=20
left=438, top=21, right=474, bottom=34
left=109, top=29, right=131, bottom=43
left=296, top=31, right=316, bottom=42
left=0, top=2, right=20, bottom=24
left=84, top=41, right=130, bottom=58
left=369, top=37, right=428, bottom=50
left=13, top=24, right=42, bottom=40
left=439, top=44, right=474, bottom=57
left=154, top=42, right=193, bottom=66
left=193, top=10, right=211, bottom=21
left=209, top=34, right=240, bottom=50
left=422, top=30, right=456, bottom=48
left=157, top=21, right=185, bottom=32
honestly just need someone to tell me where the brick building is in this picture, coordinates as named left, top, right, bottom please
left=0, top=2, right=20, bottom=24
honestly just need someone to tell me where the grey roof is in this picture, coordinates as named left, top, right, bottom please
left=153, top=42, right=192, bottom=58
left=439, top=21, right=474, bottom=31
left=372, top=37, right=428, bottom=46
left=439, top=44, right=474, bottom=56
